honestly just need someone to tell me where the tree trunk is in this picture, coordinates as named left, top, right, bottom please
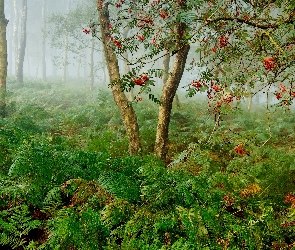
left=35, top=60, right=38, bottom=78
left=247, top=83, right=252, bottom=111
left=162, top=52, right=170, bottom=84
left=8, top=32, right=12, bottom=76
left=52, top=54, right=57, bottom=78
left=41, top=0, right=46, bottom=81
left=62, top=0, right=70, bottom=83
left=7, top=2, right=13, bottom=76
left=99, top=54, right=108, bottom=86
left=0, top=0, right=8, bottom=117
left=62, top=36, right=68, bottom=83
left=26, top=45, right=30, bottom=76
left=154, top=23, right=190, bottom=161
left=77, top=52, right=81, bottom=79
left=98, top=2, right=140, bottom=155
left=83, top=50, right=87, bottom=81
left=13, top=0, right=18, bottom=76
left=16, top=0, right=27, bottom=83
left=89, top=37, right=94, bottom=91
left=163, top=51, right=180, bottom=108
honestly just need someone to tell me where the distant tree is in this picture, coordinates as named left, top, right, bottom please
left=47, top=0, right=102, bottom=87
left=7, top=0, right=13, bottom=76
left=13, top=0, right=18, bottom=76
left=0, top=0, right=8, bottom=117
left=41, top=0, right=46, bottom=81
left=15, top=0, right=27, bottom=83
left=89, top=36, right=94, bottom=90
left=62, top=0, right=70, bottom=83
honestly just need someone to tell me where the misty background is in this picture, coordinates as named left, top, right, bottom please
left=4, top=0, right=277, bottom=107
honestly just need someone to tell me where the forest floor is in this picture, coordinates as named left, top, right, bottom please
left=1, top=81, right=295, bottom=249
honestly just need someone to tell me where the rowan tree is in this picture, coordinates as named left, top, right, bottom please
left=185, top=1, right=295, bottom=112
left=93, top=0, right=295, bottom=161
left=95, top=0, right=190, bottom=161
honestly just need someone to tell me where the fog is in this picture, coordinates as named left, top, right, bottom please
left=5, top=0, right=108, bottom=88
left=3, top=0, right=292, bottom=110
left=4, top=0, right=181, bottom=91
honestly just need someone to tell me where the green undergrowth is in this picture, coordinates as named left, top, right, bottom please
left=1, top=81, right=295, bottom=249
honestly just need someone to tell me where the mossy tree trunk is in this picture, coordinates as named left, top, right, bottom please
left=0, top=0, right=8, bottom=117
left=15, top=0, right=27, bottom=83
left=154, top=22, right=190, bottom=161
left=98, top=2, right=141, bottom=155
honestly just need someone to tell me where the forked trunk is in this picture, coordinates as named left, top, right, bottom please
left=154, top=22, right=190, bottom=161
left=0, top=0, right=8, bottom=117
left=98, top=2, right=140, bottom=155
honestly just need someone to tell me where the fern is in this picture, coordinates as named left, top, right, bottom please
left=43, top=205, right=109, bottom=250
left=98, top=171, right=141, bottom=203
left=0, top=205, right=41, bottom=249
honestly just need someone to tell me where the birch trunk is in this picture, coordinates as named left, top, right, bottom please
left=98, top=2, right=140, bottom=155
left=13, top=0, right=18, bottom=76
left=7, top=25, right=12, bottom=77
left=62, top=0, right=70, bottom=83
left=41, top=0, right=46, bottom=81
left=0, top=0, right=8, bottom=117
left=89, top=37, right=94, bottom=91
left=154, top=22, right=190, bottom=161
left=16, top=0, right=27, bottom=83
left=7, top=2, right=12, bottom=76
left=77, top=52, right=81, bottom=79
left=62, top=36, right=68, bottom=83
